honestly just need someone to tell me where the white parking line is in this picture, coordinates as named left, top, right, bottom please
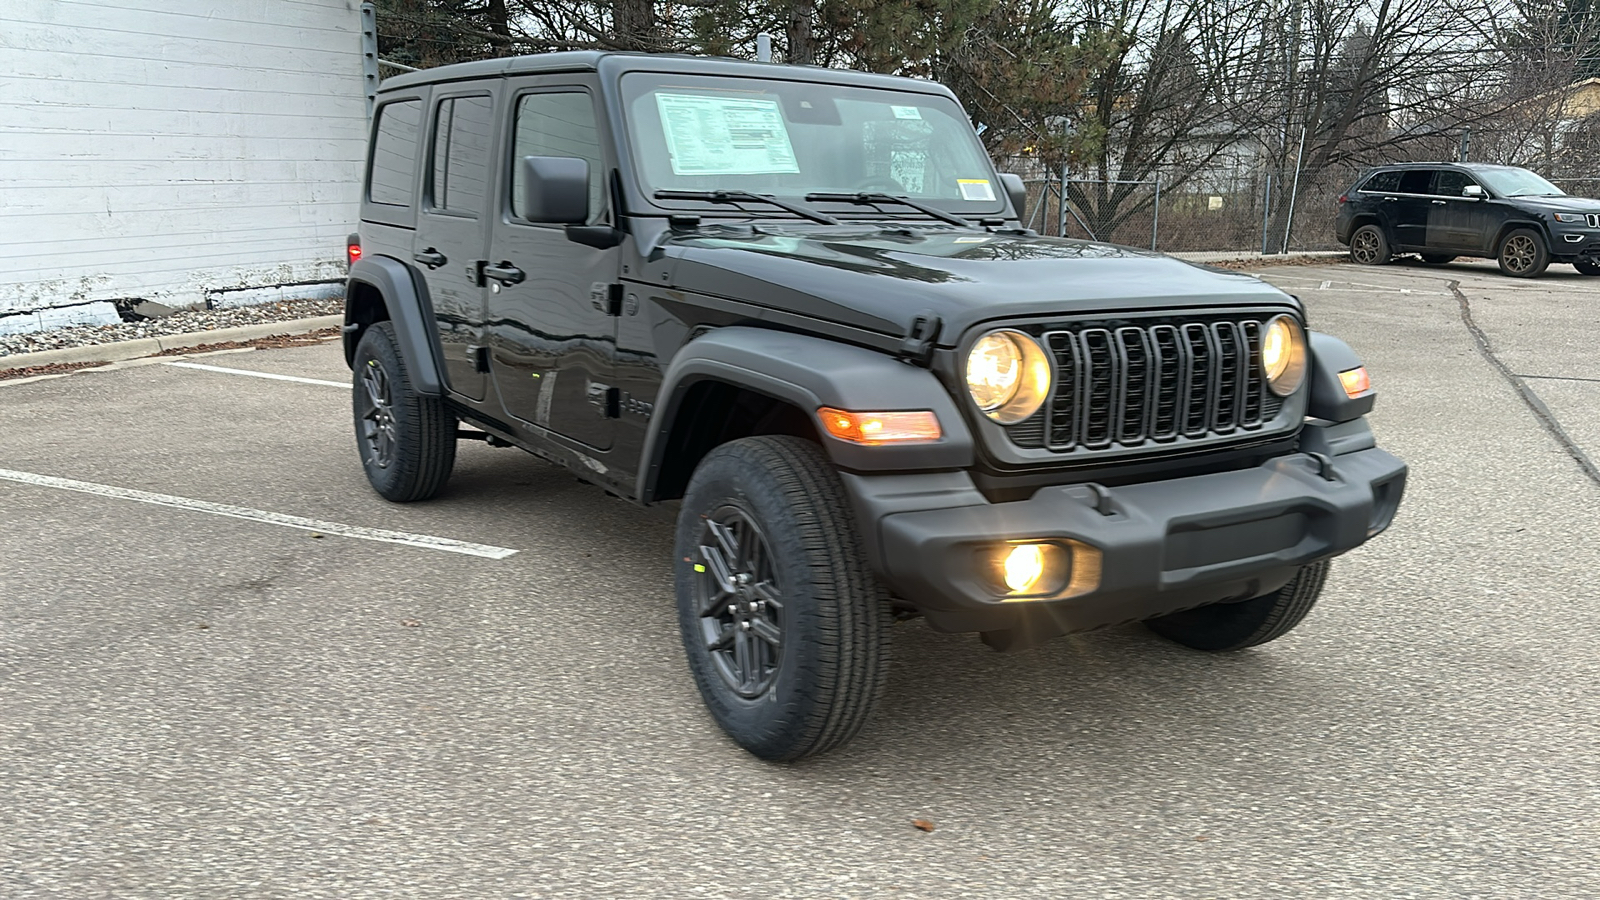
left=0, top=468, right=518, bottom=560
left=163, top=361, right=348, bottom=389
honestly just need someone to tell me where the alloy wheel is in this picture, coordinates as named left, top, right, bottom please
left=1502, top=235, right=1538, bottom=274
left=359, top=360, right=398, bottom=469
left=694, top=506, right=784, bottom=698
left=1351, top=230, right=1381, bottom=264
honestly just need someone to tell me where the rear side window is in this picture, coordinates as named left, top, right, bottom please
left=370, top=99, right=423, bottom=206
left=1360, top=171, right=1402, bottom=193
left=429, top=95, right=495, bottom=216
left=1397, top=170, right=1432, bottom=194
left=512, top=92, right=605, bottom=223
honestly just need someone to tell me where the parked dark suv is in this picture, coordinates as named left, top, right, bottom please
left=345, top=51, right=1407, bottom=760
left=1337, top=162, right=1600, bottom=277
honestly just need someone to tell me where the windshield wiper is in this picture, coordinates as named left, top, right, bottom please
left=653, top=190, right=840, bottom=225
left=805, top=192, right=973, bottom=227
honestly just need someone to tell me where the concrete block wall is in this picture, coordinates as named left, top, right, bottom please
left=0, top=0, right=368, bottom=333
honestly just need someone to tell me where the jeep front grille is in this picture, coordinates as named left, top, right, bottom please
left=1007, top=315, right=1288, bottom=454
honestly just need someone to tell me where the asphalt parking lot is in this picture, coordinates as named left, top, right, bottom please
left=3, top=257, right=1598, bottom=898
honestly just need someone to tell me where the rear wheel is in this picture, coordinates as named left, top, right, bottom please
left=1498, top=228, right=1550, bottom=277
left=1349, top=225, right=1390, bottom=265
left=1145, top=561, right=1330, bottom=652
left=1575, top=260, right=1600, bottom=276
left=674, top=436, right=890, bottom=761
left=1419, top=253, right=1457, bottom=265
left=351, top=322, right=457, bottom=502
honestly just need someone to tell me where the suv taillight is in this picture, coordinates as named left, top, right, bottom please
left=346, top=232, right=362, bottom=269
left=1336, top=194, right=1348, bottom=205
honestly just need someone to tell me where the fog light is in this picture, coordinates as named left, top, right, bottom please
left=978, top=541, right=1103, bottom=600
left=1004, top=544, right=1046, bottom=593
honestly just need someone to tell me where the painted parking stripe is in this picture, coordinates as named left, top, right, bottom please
left=0, top=468, right=518, bottom=560
left=163, top=361, right=349, bottom=389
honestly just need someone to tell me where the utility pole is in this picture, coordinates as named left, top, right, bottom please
left=1458, top=127, right=1471, bottom=163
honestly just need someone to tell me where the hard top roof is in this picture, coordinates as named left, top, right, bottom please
left=1368, top=161, right=1530, bottom=171
left=377, top=51, right=954, bottom=97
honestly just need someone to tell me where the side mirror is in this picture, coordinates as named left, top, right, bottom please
left=999, top=173, right=1028, bottom=221
left=1462, top=184, right=1485, bottom=200
left=520, top=156, right=589, bottom=224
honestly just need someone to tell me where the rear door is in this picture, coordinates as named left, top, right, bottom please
left=414, top=88, right=498, bottom=400
left=1389, top=169, right=1434, bottom=249
left=484, top=79, right=620, bottom=451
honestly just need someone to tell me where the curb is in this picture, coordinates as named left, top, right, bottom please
left=0, top=315, right=343, bottom=371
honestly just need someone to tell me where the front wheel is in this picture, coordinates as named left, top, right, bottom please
left=1575, top=260, right=1600, bottom=276
left=1498, top=228, right=1550, bottom=277
left=1349, top=225, right=1390, bottom=265
left=674, top=436, right=890, bottom=761
left=351, top=322, right=457, bottom=502
left=1145, top=561, right=1330, bottom=652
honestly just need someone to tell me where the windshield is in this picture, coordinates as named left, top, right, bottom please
left=1476, top=167, right=1564, bottom=198
left=619, top=72, right=1005, bottom=217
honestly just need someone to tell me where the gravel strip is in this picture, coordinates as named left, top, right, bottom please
left=0, top=297, right=343, bottom=357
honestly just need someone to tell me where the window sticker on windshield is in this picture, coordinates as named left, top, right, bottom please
left=654, top=93, right=800, bottom=176
left=958, top=179, right=996, bottom=202
left=891, top=105, right=923, bottom=120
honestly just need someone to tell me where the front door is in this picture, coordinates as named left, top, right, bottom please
left=1426, top=170, right=1493, bottom=253
left=414, top=89, right=497, bottom=400
left=485, top=83, right=619, bottom=451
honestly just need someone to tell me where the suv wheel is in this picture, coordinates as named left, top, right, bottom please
left=1419, top=253, right=1456, bottom=265
left=352, top=322, right=457, bottom=502
left=674, top=435, right=890, bottom=760
left=1145, top=560, right=1329, bottom=651
left=1498, top=228, right=1550, bottom=277
left=1575, top=260, right=1600, bottom=276
left=1349, top=225, right=1390, bottom=265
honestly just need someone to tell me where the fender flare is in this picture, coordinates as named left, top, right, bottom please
left=639, top=327, right=975, bottom=500
left=1307, top=331, right=1375, bottom=422
left=345, top=255, right=446, bottom=396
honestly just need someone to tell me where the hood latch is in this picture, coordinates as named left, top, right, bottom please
left=897, top=311, right=942, bottom=367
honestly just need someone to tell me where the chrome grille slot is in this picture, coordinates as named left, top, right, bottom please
left=1013, top=312, right=1293, bottom=456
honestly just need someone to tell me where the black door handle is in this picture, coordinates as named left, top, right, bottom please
left=414, top=248, right=447, bottom=269
left=483, top=262, right=525, bottom=285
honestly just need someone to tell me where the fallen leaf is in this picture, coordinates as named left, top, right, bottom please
left=912, top=819, right=935, bottom=833
left=310, top=533, right=325, bottom=539
left=1195, top=835, right=1209, bottom=842
left=401, top=619, right=421, bottom=627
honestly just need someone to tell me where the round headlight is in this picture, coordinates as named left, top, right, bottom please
left=966, top=330, right=1052, bottom=424
left=1261, top=315, right=1308, bottom=396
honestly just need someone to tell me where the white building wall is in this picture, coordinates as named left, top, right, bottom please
left=0, top=0, right=367, bottom=333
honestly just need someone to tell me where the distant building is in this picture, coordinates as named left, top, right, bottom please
left=0, top=0, right=367, bottom=334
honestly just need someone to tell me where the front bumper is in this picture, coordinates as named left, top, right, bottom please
left=851, top=433, right=1405, bottom=649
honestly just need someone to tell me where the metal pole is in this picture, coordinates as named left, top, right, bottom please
left=1261, top=175, right=1273, bottom=255
left=757, top=33, right=773, bottom=62
left=1458, top=127, right=1471, bottom=162
left=1281, top=126, right=1307, bottom=255
left=1150, top=176, right=1161, bottom=251
left=360, top=1, right=379, bottom=121
left=1058, top=167, right=1068, bottom=238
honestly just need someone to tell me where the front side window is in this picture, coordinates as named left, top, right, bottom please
left=369, top=99, right=423, bottom=206
left=1433, top=170, right=1478, bottom=197
left=512, top=92, right=605, bottom=223
left=429, top=94, right=494, bottom=215
left=619, top=73, right=1005, bottom=217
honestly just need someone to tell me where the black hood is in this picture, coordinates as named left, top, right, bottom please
left=659, top=224, right=1295, bottom=342
left=1504, top=194, right=1600, bottom=213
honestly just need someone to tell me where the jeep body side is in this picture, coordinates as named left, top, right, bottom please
left=344, top=52, right=1407, bottom=759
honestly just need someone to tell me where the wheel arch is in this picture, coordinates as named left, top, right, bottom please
left=344, top=255, right=446, bottom=396
left=639, top=327, right=975, bottom=503
left=1492, top=219, right=1550, bottom=253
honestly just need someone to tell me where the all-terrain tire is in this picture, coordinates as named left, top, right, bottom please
left=1575, top=260, right=1600, bottom=276
left=674, top=435, right=891, bottom=761
left=351, top=322, right=457, bottom=502
left=1349, top=224, right=1390, bottom=265
left=1419, top=253, right=1457, bottom=265
left=1145, top=560, right=1331, bottom=652
left=1497, top=228, right=1550, bottom=278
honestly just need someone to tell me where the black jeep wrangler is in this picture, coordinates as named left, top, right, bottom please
left=1337, top=161, right=1600, bottom=277
left=344, top=52, right=1407, bottom=760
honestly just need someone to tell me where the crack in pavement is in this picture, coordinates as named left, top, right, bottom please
left=1448, top=278, right=1600, bottom=487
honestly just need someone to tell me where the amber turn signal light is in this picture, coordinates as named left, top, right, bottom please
left=817, top=408, right=942, bottom=445
left=1339, top=366, right=1371, bottom=398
